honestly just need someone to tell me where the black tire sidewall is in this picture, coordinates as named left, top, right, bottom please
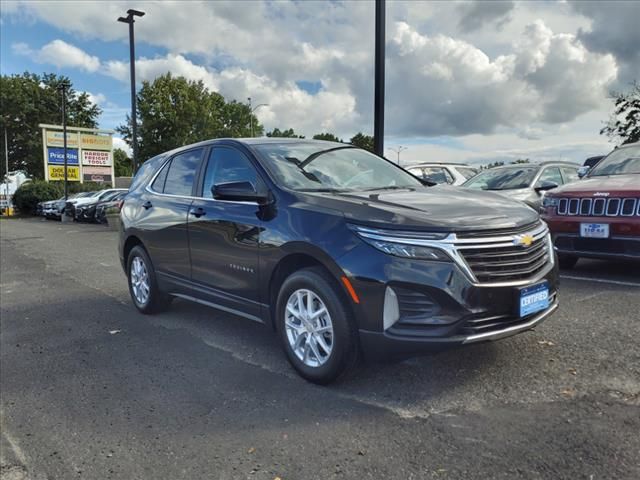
left=276, top=268, right=357, bottom=384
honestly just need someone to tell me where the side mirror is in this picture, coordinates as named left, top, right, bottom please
left=577, top=166, right=590, bottom=178
left=418, top=178, right=437, bottom=187
left=534, top=181, right=558, bottom=193
left=212, top=181, right=267, bottom=202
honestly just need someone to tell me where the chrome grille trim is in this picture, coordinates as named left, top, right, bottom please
left=554, top=197, right=640, bottom=217
left=350, top=222, right=553, bottom=286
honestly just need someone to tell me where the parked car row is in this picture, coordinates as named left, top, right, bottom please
left=37, top=188, right=127, bottom=223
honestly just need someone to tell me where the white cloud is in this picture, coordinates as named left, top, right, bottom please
left=13, top=39, right=100, bottom=72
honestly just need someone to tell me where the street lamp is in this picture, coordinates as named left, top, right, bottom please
left=247, top=97, right=269, bottom=137
left=57, top=81, right=71, bottom=201
left=118, top=8, right=145, bottom=173
left=2, top=116, right=19, bottom=216
left=388, top=146, right=408, bottom=165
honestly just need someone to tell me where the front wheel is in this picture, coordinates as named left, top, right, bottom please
left=276, top=268, right=359, bottom=384
left=127, top=245, right=171, bottom=314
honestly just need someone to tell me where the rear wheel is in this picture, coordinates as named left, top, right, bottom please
left=276, top=268, right=359, bottom=384
left=558, top=254, right=579, bottom=269
left=127, top=245, right=171, bottom=314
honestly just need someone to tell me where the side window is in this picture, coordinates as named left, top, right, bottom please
left=163, top=149, right=203, bottom=196
left=150, top=160, right=170, bottom=192
left=442, top=168, right=454, bottom=184
left=202, top=147, right=258, bottom=198
left=561, top=167, right=579, bottom=184
left=422, top=167, right=449, bottom=184
left=537, top=167, right=562, bottom=186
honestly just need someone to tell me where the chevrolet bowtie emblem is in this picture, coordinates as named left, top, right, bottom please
left=513, top=234, right=534, bottom=247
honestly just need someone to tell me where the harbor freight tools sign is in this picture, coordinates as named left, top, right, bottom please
left=48, top=165, right=81, bottom=181
left=83, top=166, right=112, bottom=183
left=48, top=147, right=79, bottom=165
left=82, top=150, right=112, bottom=166
left=40, top=124, right=115, bottom=185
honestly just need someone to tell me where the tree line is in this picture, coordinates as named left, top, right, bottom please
left=2, top=71, right=638, bottom=180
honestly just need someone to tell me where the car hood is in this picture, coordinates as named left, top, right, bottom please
left=550, top=174, right=639, bottom=197
left=301, top=185, right=539, bottom=232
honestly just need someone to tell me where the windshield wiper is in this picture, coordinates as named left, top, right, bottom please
left=298, top=187, right=350, bottom=193
left=360, top=185, right=413, bottom=192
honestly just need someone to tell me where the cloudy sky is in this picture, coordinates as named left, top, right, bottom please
left=1, top=0, right=638, bottom=166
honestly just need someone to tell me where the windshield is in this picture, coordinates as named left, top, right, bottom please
left=457, top=167, right=478, bottom=179
left=463, top=167, right=538, bottom=190
left=254, top=144, right=423, bottom=191
left=589, top=145, right=640, bottom=176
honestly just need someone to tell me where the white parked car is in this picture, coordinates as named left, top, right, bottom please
left=405, top=163, right=478, bottom=186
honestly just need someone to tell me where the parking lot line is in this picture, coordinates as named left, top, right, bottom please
left=560, top=274, right=640, bottom=288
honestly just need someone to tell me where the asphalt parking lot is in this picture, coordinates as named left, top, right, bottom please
left=1, top=217, right=639, bottom=480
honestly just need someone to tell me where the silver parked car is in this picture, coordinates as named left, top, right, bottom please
left=463, top=162, right=580, bottom=210
left=406, top=163, right=478, bottom=185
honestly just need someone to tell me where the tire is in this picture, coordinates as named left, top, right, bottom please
left=127, top=245, right=171, bottom=314
left=558, top=254, right=579, bottom=269
left=276, top=267, right=359, bottom=384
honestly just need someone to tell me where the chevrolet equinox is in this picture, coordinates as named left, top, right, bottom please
left=119, top=139, right=559, bottom=384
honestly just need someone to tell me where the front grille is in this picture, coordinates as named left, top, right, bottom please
left=557, top=197, right=639, bottom=217
left=455, top=223, right=551, bottom=284
left=456, top=221, right=541, bottom=239
left=460, top=292, right=557, bottom=335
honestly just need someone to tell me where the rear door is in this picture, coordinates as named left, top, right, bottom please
left=187, top=146, right=264, bottom=321
left=138, top=147, right=204, bottom=281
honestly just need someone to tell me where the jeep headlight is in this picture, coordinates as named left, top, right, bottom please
left=542, top=196, right=559, bottom=208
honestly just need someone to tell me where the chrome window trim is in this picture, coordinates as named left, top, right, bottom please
left=145, top=156, right=259, bottom=206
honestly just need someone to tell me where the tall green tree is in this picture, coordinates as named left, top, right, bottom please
left=1, top=72, right=101, bottom=179
left=601, top=81, right=640, bottom=145
left=266, top=128, right=304, bottom=138
left=117, top=73, right=263, bottom=162
left=349, top=132, right=374, bottom=152
left=313, top=132, right=342, bottom=142
left=113, top=148, right=133, bottom=177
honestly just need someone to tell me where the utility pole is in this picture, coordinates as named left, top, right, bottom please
left=374, top=0, right=385, bottom=156
left=247, top=97, right=268, bottom=137
left=3, top=127, right=8, bottom=215
left=58, top=82, right=70, bottom=201
left=118, top=9, right=145, bottom=173
left=388, top=146, right=408, bottom=165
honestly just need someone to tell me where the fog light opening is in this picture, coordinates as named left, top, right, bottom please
left=383, top=287, right=400, bottom=331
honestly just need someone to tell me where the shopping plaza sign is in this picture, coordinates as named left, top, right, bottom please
left=39, top=124, right=115, bottom=185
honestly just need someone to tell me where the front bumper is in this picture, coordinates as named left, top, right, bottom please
left=336, top=238, right=559, bottom=361
left=359, top=298, right=558, bottom=360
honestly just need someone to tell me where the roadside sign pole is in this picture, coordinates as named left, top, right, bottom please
left=59, top=83, right=69, bottom=201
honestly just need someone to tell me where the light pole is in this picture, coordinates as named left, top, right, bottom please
left=247, top=97, right=268, bottom=137
left=388, top=146, right=408, bottom=165
left=118, top=8, right=145, bottom=173
left=3, top=116, right=19, bottom=216
left=57, top=82, right=70, bottom=201
left=374, top=0, right=385, bottom=156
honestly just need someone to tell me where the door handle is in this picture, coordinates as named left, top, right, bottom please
left=142, top=201, right=153, bottom=210
left=190, top=207, right=206, bottom=218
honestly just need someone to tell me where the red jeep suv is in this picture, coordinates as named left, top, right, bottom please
left=541, top=143, right=640, bottom=268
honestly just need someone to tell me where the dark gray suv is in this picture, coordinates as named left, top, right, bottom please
left=120, top=139, right=559, bottom=384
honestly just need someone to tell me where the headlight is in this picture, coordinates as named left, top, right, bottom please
left=349, top=225, right=451, bottom=261
left=542, top=196, right=559, bottom=208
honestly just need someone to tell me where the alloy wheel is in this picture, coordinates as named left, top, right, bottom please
left=284, top=289, right=334, bottom=367
left=130, top=256, right=150, bottom=305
